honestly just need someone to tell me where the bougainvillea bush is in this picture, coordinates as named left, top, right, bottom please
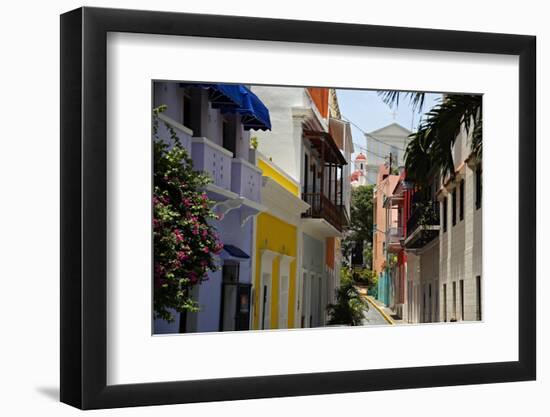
left=153, top=105, right=223, bottom=322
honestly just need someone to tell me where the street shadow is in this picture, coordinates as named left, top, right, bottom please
left=36, top=386, right=59, bottom=401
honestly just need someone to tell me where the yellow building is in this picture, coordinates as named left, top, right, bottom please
left=252, top=155, right=309, bottom=330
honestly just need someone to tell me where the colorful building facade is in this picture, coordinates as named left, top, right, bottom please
left=251, top=155, right=308, bottom=330
left=376, top=123, right=482, bottom=325
left=152, top=82, right=353, bottom=333
left=251, top=86, right=351, bottom=328
left=152, top=82, right=271, bottom=333
left=372, top=165, right=399, bottom=308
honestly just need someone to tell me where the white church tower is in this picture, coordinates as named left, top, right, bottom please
left=350, top=153, right=368, bottom=188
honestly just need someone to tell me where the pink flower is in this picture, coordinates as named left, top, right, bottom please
left=173, top=229, right=184, bottom=242
left=214, top=242, right=224, bottom=254
left=177, top=251, right=189, bottom=261
left=202, top=247, right=210, bottom=254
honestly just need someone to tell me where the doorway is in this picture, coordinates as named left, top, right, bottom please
left=260, top=272, right=271, bottom=330
left=219, top=263, right=252, bottom=331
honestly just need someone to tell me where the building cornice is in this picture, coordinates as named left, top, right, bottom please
left=261, top=177, right=310, bottom=225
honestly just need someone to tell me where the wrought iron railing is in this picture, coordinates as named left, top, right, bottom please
left=406, top=200, right=440, bottom=238
left=301, top=192, right=346, bottom=232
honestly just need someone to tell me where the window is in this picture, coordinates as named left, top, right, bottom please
left=428, top=283, right=432, bottom=322
left=459, top=179, right=465, bottom=221
left=443, top=284, right=448, bottom=322
left=442, top=197, right=448, bottom=232
left=222, top=263, right=239, bottom=283
left=303, top=153, right=309, bottom=194
left=182, top=89, right=192, bottom=129
left=452, top=281, right=457, bottom=321
left=475, top=165, right=482, bottom=209
left=476, top=275, right=482, bottom=321
left=459, top=279, right=465, bottom=321
left=312, top=162, right=317, bottom=194
left=422, top=288, right=426, bottom=323
left=452, top=188, right=457, bottom=226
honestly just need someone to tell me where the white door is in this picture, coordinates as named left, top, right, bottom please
left=279, top=275, right=289, bottom=329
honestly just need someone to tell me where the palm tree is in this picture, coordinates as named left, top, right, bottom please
left=378, top=92, right=482, bottom=187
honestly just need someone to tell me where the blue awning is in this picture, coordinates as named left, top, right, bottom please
left=222, top=244, right=250, bottom=259
left=179, top=83, right=243, bottom=109
left=179, top=83, right=271, bottom=131
left=237, top=87, right=272, bottom=131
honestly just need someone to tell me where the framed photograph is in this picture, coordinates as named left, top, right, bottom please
left=60, top=6, right=536, bottom=409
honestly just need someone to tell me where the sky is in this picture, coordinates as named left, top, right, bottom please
left=335, top=89, right=441, bottom=158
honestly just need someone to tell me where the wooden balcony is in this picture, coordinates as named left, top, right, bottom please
left=301, top=192, right=347, bottom=232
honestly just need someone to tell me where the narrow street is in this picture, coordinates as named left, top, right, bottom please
left=357, top=288, right=393, bottom=326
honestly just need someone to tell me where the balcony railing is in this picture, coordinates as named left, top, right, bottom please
left=301, top=192, right=347, bottom=232
left=404, top=200, right=440, bottom=249
left=231, top=158, right=262, bottom=203
left=157, top=113, right=193, bottom=155
left=191, top=137, right=233, bottom=190
left=388, top=226, right=404, bottom=242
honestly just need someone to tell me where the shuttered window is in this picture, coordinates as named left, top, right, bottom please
left=459, top=179, right=465, bottom=221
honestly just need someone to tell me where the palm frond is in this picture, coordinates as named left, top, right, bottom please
left=405, top=94, right=482, bottom=186
left=378, top=91, right=427, bottom=113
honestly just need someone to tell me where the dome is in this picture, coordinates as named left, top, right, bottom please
left=355, top=153, right=367, bottom=161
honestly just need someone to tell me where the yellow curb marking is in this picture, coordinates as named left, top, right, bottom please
left=365, top=296, right=395, bottom=325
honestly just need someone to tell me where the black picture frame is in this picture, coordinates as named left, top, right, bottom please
left=60, top=6, right=536, bottom=410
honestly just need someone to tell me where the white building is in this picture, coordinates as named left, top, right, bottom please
left=402, top=124, right=482, bottom=324
left=365, top=123, right=411, bottom=185
left=437, top=128, right=483, bottom=323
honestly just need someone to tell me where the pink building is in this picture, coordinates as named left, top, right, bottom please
left=372, top=165, right=399, bottom=285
